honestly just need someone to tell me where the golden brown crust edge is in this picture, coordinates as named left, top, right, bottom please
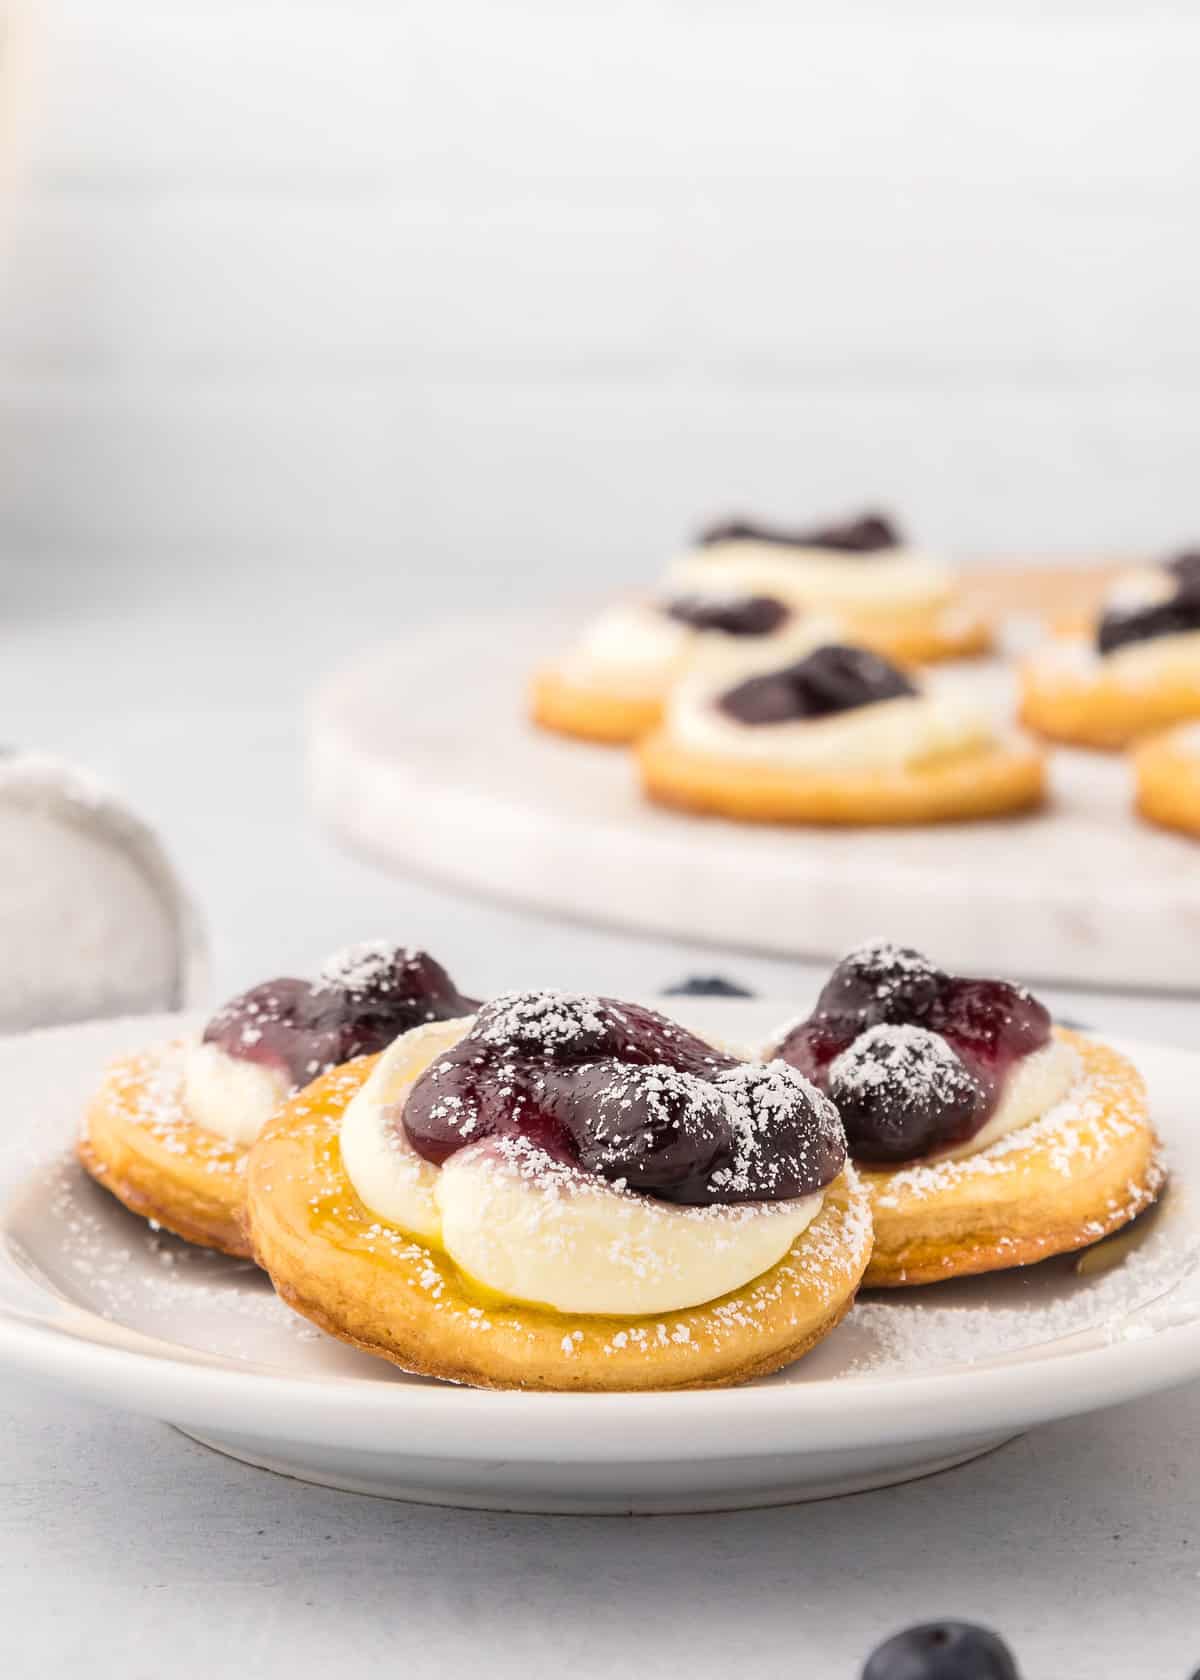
left=77, top=1044, right=252, bottom=1259
left=860, top=1033, right=1165, bottom=1287
left=1133, top=730, right=1200, bottom=838
left=1019, top=652, right=1200, bottom=749
left=857, top=613, right=993, bottom=666
left=637, top=735, right=1046, bottom=826
left=529, top=667, right=664, bottom=744
left=245, top=1060, right=874, bottom=1392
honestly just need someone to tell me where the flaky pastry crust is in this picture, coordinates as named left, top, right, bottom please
left=530, top=665, right=664, bottom=744
left=860, top=1032, right=1164, bottom=1287
left=78, top=1041, right=252, bottom=1258
left=245, top=1058, right=873, bottom=1392
left=637, top=734, right=1045, bottom=826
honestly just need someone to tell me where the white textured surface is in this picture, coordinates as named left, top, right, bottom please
left=312, top=618, right=1200, bottom=989
left=6, top=0, right=1200, bottom=597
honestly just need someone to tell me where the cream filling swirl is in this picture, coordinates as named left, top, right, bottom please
left=339, top=1018, right=825, bottom=1316
left=666, top=542, right=955, bottom=616
left=182, top=1041, right=290, bottom=1147
left=933, top=1036, right=1080, bottom=1162
left=555, top=600, right=841, bottom=694
left=1037, top=627, right=1200, bottom=684
left=665, top=674, right=994, bottom=773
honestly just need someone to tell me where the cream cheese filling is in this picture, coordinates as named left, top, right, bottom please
left=181, top=1040, right=290, bottom=1147
left=1038, top=627, right=1200, bottom=685
left=934, top=1036, right=1080, bottom=1162
left=556, top=602, right=692, bottom=693
left=665, top=676, right=994, bottom=773
left=666, top=542, right=955, bottom=616
left=554, top=599, right=841, bottom=694
left=338, top=1018, right=825, bottom=1316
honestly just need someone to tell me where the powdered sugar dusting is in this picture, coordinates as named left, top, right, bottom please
left=869, top=1042, right=1160, bottom=1208
left=319, top=940, right=422, bottom=997
left=475, top=989, right=608, bottom=1052
left=709, top=1062, right=844, bottom=1198
left=846, top=1201, right=1194, bottom=1376
left=96, top=1042, right=243, bottom=1175
left=830, top=1022, right=973, bottom=1104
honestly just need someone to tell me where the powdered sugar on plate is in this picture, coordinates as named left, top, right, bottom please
left=842, top=1195, right=1196, bottom=1378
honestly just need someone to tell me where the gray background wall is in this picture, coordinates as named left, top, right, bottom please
left=2, top=0, right=1199, bottom=610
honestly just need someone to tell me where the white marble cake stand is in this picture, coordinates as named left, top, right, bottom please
left=307, top=616, right=1200, bottom=992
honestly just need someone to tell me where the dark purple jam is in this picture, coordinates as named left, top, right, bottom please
left=203, top=943, right=478, bottom=1090
left=698, top=510, right=900, bottom=554
left=401, top=991, right=845, bottom=1206
left=1097, top=568, right=1200, bottom=656
left=774, top=941, right=1052, bottom=1164
left=718, top=644, right=917, bottom=727
left=661, top=593, right=790, bottom=637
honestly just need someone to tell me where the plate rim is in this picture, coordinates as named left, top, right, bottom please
left=1, top=1012, right=1198, bottom=1461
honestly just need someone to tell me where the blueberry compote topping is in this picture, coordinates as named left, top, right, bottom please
left=698, top=510, right=900, bottom=554
left=401, top=990, right=845, bottom=1206
left=718, top=644, right=917, bottom=727
left=775, top=941, right=1052, bottom=1164
left=863, top=1621, right=1021, bottom=1680
left=1097, top=562, right=1200, bottom=656
left=662, top=593, right=790, bottom=637
left=203, top=943, right=478, bottom=1090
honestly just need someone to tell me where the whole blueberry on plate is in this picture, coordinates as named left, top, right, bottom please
left=862, top=1621, right=1020, bottom=1680
left=662, top=974, right=755, bottom=998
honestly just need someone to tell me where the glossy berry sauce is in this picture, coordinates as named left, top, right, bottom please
left=718, top=644, right=916, bottom=727
left=401, top=991, right=846, bottom=1206
left=661, top=594, right=790, bottom=637
left=698, top=510, right=900, bottom=554
left=775, top=942, right=1052, bottom=1164
left=1097, top=565, right=1200, bottom=656
left=203, top=944, right=478, bottom=1090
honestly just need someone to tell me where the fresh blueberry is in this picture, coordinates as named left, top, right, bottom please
left=662, top=974, right=756, bottom=998
left=862, top=1620, right=1021, bottom=1680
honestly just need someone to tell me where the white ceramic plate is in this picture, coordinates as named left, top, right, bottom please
left=308, top=617, right=1200, bottom=991
left=2, top=1008, right=1200, bottom=1515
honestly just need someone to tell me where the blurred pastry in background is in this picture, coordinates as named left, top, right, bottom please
left=637, top=640, right=1044, bottom=825
left=530, top=593, right=840, bottom=744
left=78, top=943, right=478, bottom=1257
left=1019, top=552, right=1200, bottom=748
left=666, top=510, right=992, bottom=664
left=1133, top=723, right=1200, bottom=838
